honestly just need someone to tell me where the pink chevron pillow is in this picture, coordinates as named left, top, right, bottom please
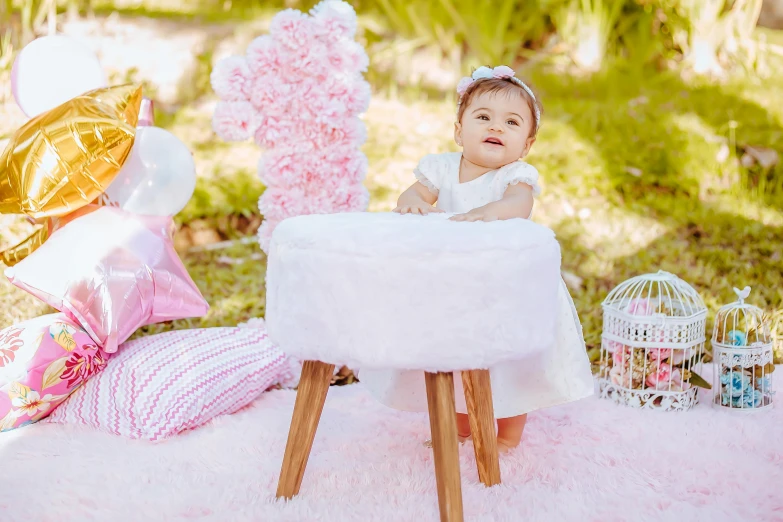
left=46, top=327, right=296, bottom=441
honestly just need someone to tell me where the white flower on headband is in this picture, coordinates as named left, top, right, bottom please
left=456, top=65, right=541, bottom=130
left=472, top=66, right=495, bottom=81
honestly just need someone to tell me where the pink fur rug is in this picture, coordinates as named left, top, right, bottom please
left=1, top=375, right=781, bottom=522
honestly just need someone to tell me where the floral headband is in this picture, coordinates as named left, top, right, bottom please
left=456, top=65, right=540, bottom=131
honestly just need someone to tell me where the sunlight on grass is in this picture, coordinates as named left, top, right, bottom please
left=527, top=120, right=611, bottom=199
left=710, top=197, right=783, bottom=228
left=554, top=206, right=670, bottom=266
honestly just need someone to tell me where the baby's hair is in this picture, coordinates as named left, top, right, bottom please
left=456, top=77, right=542, bottom=138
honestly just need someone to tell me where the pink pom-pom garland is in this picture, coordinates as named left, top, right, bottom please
left=211, top=0, right=369, bottom=252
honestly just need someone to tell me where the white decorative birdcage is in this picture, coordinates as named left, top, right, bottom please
left=712, top=286, right=774, bottom=411
left=773, top=310, right=783, bottom=365
left=598, top=270, right=708, bottom=411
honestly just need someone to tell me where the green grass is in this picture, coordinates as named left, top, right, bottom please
left=133, top=240, right=268, bottom=339
left=0, top=17, right=781, bottom=360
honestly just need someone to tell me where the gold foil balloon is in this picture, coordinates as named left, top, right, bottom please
left=0, top=83, right=143, bottom=220
left=1, top=223, right=50, bottom=267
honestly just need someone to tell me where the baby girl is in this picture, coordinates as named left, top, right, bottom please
left=361, top=66, right=594, bottom=452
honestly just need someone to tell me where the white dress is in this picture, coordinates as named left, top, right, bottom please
left=359, top=152, right=595, bottom=418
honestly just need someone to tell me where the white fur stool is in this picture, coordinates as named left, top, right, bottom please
left=266, top=212, right=562, bottom=522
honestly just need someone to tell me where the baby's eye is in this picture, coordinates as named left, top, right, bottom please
left=477, top=114, right=489, bottom=121
left=507, top=119, right=519, bottom=126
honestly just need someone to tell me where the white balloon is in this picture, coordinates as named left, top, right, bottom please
left=11, top=35, right=106, bottom=118
left=105, top=126, right=197, bottom=217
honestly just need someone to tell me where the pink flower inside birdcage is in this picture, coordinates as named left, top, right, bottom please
left=598, top=271, right=708, bottom=411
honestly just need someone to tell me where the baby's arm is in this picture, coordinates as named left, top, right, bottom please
left=393, top=182, right=444, bottom=215
left=450, top=183, right=534, bottom=222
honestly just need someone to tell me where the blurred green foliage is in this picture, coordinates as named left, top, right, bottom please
left=0, top=0, right=767, bottom=73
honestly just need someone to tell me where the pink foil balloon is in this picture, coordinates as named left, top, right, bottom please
left=5, top=206, right=209, bottom=353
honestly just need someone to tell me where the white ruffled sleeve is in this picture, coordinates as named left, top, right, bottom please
left=413, top=154, right=445, bottom=195
left=500, top=162, right=542, bottom=197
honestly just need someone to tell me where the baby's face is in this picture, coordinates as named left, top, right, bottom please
left=455, top=91, right=535, bottom=169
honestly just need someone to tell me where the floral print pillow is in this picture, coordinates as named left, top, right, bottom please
left=0, top=313, right=108, bottom=431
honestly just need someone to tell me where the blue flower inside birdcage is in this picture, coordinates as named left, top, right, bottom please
left=726, top=330, right=747, bottom=346
left=720, top=372, right=749, bottom=398
left=720, top=372, right=765, bottom=408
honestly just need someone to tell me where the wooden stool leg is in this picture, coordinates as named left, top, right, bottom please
left=425, top=371, right=464, bottom=522
left=462, top=369, right=501, bottom=487
left=276, top=360, right=335, bottom=500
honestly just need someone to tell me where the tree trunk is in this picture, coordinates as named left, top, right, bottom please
left=759, top=0, right=783, bottom=28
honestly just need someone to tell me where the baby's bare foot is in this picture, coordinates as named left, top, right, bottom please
left=423, top=433, right=471, bottom=448
left=496, top=437, right=519, bottom=454
left=496, top=414, right=526, bottom=454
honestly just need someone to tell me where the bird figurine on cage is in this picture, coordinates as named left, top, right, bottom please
left=712, top=286, right=774, bottom=411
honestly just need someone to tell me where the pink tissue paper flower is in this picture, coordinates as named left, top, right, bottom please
left=302, top=117, right=366, bottom=149
left=492, top=65, right=515, bottom=78
left=246, top=35, right=283, bottom=75
left=254, top=115, right=301, bottom=149
left=609, top=364, right=634, bottom=389
left=321, top=146, right=368, bottom=181
left=327, top=40, right=369, bottom=74
left=212, top=101, right=257, bottom=142
left=626, top=298, right=652, bottom=316
left=263, top=81, right=300, bottom=115
left=258, top=187, right=307, bottom=222
left=257, top=219, right=282, bottom=253
left=259, top=146, right=367, bottom=190
left=210, top=56, right=251, bottom=101
left=257, top=148, right=303, bottom=187
left=456, top=77, right=473, bottom=96
left=284, top=44, right=331, bottom=83
left=323, top=76, right=371, bottom=116
left=612, top=345, right=630, bottom=367
left=259, top=148, right=319, bottom=187
left=311, top=0, right=357, bottom=41
left=247, top=73, right=282, bottom=112
left=317, top=184, right=370, bottom=214
left=271, top=9, right=317, bottom=51
left=648, top=348, right=672, bottom=362
left=646, top=364, right=690, bottom=391
left=312, top=99, right=349, bottom=126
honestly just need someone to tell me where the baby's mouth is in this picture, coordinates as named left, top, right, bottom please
left=483, top=137, right=504, bottom=146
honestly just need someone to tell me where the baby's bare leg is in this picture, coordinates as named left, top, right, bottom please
left=424, top=413, right=473, bottom=448
left=497, top=414, right=527, bottom=453
left=456, top=413, right=471, bottom=442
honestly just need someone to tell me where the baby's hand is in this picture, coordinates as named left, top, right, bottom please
left=449, top=208, right=498, bottom=222
left=393, top=203, right=444, bottom=216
